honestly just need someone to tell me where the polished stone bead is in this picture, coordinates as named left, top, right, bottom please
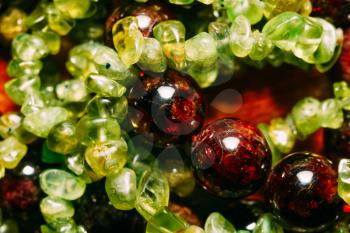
left=40, top=196, right=75, bottom=223
left=40, top=169, right=86, bottom=200
left=205, top=212, right=237, bottom=233
left=33, top=31, right=61, bottom=55
left=7, top=59, right=43, bottom=78
left=56, top=80, right=89, bottom=102
left=138, top=38, right=167, bottom=73
left=112, top=16, right=144, bottom=66
left=0, top=8, right=27, bottom=41
left=191, top=118, right=271, bottom=198
left=267, top=118, right=296, bottom=154
left=263, top=0, right=312, bottom=19
left=230, top=16, right=254, bottom=57
left=20, top=90, right=45, bottom=116
left=84, top=139, right=128, bottom=177
left=135, top=170, right=170, bottom=220
left=23, top=107, right=70, bottom=138
left=153, top=20, right=186, bottom=70
left=266, top=152, right=341, bottom=232
left=226, top=0, right=263, bottom=25
left=53, top=0, right=91, bottom=19
left=147, top=207, right=188, bottom=233
left=249, top=31, right=274, bottom=61
left=253, top=214, right=284, bottom=233
left=47, top=121, right=78, bottom=155
left=5, top=75, right=41, bottom=105
left=66, top=151, right=85, bottom=176
left=319, top=99, right=343, bottom=129
left=11, top=33, right=49, bottom=61
left=169, top=0, right=194, bottom=4
left=338, top=159, right=350, bottom=205
left=105, top=168, right=137, bottom=210
left=75, top=116, right=121, bottom=146
left=183, top=225, right=205, bottom=233
left=0, top=136, right=27, bottom=169
left=86, top=74, right=126, bottom=97
left=46, top=4, right=76, bottom=36
left=86, top=96, right=128, bottom=122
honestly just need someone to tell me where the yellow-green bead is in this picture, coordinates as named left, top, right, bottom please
left=40, top=196, right=75, bottom=223
left=230, top=16, right=254, bottom=57
left=5, top=75, right=41, bottom=105
left=33, top=31, right=61, bottom=55
left=86, top=74, right=126, bottom=97
left=7, top=59, right=43, bottom=78
left=253, top=214, right=284, bottom=233
left=0, top=8, right=27, bottom=41
left=138, top=38, right=167, bottom=73
left=0, top=136, right=27, bottom=169
left=226, top=0, right=264, bottom=25
left=11, top=33, right=49, bottom=61
left=268, top=118, right=296, bottom=154
left=86, top=96, right=128, bottom=122
left=53, top=0, right=91, bottom=19
left=56, top=80, right=89, bottom=102
left=205, top=212, right=236, bottom=233
left=184, top=225, right=205, bottom=233
left=147, top=207, right=188, bottom=233
left=338, top=159, right=350, bottom=205
left=46, top=4, right=75, bottom=36
left=47, top=121, right=78, bottom=155
left=20, top=90, right=45, bottom=116
left=263, top=0, right=312, bottom=19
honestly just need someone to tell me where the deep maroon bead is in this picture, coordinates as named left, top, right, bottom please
left=125, top=69, right=205, bottom=148
left=105, top=0, right=175, bottom=47
left=265, top=152, right=342, bottom=232
left=191, top=118, right=271, bottom=199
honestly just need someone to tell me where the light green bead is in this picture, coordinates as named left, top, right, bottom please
left=54, top=0, right=91, bottom=19
left=147, top=207, right=188, bottom=233
left=33, top=31, right=61, bottom=55
left=185, top=32, right=218, bottom=88
left=40, top=169, right=86, bottom=200
left=338, top=159, right=350, bottom=205
left=262, top=12, right=305, bottom=51
left=169, top=0, right=194, bottom=5
left=0, top=136, right=27, bottom=169
left=205, top=212, right=236, bottom=233
left=66, top=151, right=85, bottom=176
left=319, top=99, right=343, bottom=129
left=105, top=167, right=137, bottom=210
left=184, top=225, right=205, bottom=233
left=20, top=90, right=45, bottom=115
left=135, top=170, right=170, bottom=220
left=291, top=97, right=321, bottom=138
left=26, top=2, right=47, bottom=30
left=268, top=118, right=296, bottom=154
left=23, top=107, right=70, bottom=138
left=253, top=214, right=284, bottom=233
left=263, top=0, right=312, bottom=19
left=334, top=81, right=350, bottom=110
left=86, top=96, right=128, bottom=122
left=197, top=0, right=214, bottom=4
left=85, top=139, right=128, bottom=177
left=7, top=59, right=43, bottom=78
left=226, top=0, right=264, bottom=25
left=249, top=30, right=274, bottom=61
left=46, top=4, right=75, bottom=36
left=75, top=116, right=121, bottom=146
left=229, top=16, right=254, bottom=57
left=56, top=80, right=89, bottom=102
left=138, top=38, right=167, bottom=73
left=48, top=218, right=79, bottom=233
left=5, top=75, right=41, bottom=105
left=112, top=16, right=144, bottom=66
left=11, top=33, right=49, bottom=61
left=153, top=20, right=186, bottom=70
left=86, top=74, right=126, bottom=97
left=47, top=121, right=78, bottom=155
left=40, top=196, right=75, bottom=223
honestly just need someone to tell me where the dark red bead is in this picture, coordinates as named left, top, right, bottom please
left=265, top=152, right=342, bottom=232
left=125, top=69, right=205, bottom=148
left=104, top=0, right=175, bottom=47
left=191, top=118, right=271, bottom=199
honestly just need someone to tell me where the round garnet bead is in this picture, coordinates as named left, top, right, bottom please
left=191, top=118, right=271, bottom=199
left=125, top=69, right=205, bottom=148
left=265, top=152, right=342, bottom=232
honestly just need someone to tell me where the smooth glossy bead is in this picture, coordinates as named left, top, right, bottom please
left=263, top=0, right=312, bottom=19
left=267, top=118, right=296, bottom=154
left=46, top=4, right=75, bottom=36
left=86, top=74, right=126, bottom=97
left=169, top=0, right=194, bottom=4
left=56, top=80, right=89, bottom=102
left=40, top=169, right=86, bottom=200
left=20, top=90, right=45, bottom=115
left=249, top=31, right=274, bottom=61
left=138, top=38, right=167, bottom=73
left=230, top=16, right=254, bottom=57
left=86, top=96, right=128, bottom=122
left=266, top=152, right=341, bottom=232
left=191, top=118, right=271, bottom=198
left=47, top=121, right=78, bottom=155
left=319, top=99, right=343, bottom=129
left=338, top=159, right=350, bottom=205
left=0, top=136, right=27, bottom=169
left=205, top=212, right=237, bottom=233
left=313, top=18, right=337, bottom=64
left=7, top=59, right=43, bottom=78
left=33, top=31, right=61, bottom=55
left=53, top=0, right=91, bottom=19
left=183, top=225, right=205, bottom=233
left=40, top=196, right=75, bottom=223
left=226, top=0, right=263, bottom=25
left=11, top=33, right=48, bottom=61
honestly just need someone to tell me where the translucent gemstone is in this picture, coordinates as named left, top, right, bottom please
left=147, top=207, right=188, bottom=233
left=5, top=75, right=41, bottom=105
left=46, top=4, right=75, bottom=36
left=168, top=0, right=194, bottom=4
left=183, top=225, right=205, bottom=233
left=46, top=218, right=79, bottom=233
left=135, top=170, right=170, bottom=220
left=138, top=38, right=167, bottom=73
left=7, top=59, right=43, bottom=78
left=66, top=151, right=85, bottom=176
left=205, top=212, right=237, bottom=233
left=253, top=214, right=284, bottom=233
left=338, top=159, right=350, bottom=205
left=75, top=116, right=121, bottom=146
left=56, top=80, right=89, bottom=102
left=53, top=0, right=91, bottom=19
left=319, top=99, right=343, bottom=129
left=84, top=139, right=128, bottom=177
left=40, top=196, right=75, bottom=223
left=0, top=136, right=27, bottom=169
left=249, top=31, right=274, bottom=61
left=23, top=107, right=70, bottom=138
left=226, top=0, right=264, bottom=25
left=185, top=32, right=218, bottom=88
left=33, top=31, right=61, bottom=55
left=268, top=118, right=296, bottom=154
left=112, top=16, right=144, bottom=66
left=291, top=97, right=321, bottom=138
left=153, top=20, right=186, bottom=70
left=0, top=8, right=27, bottom=41
left=105, top=168, right=137, bottom=210
left=334, top=81, right=350, bottom=110
left=47, top=121, right=78, bottom=155
left=262, top=12, right=305, bottom=51
left=26, top=2, right=47, bottom=30
left=86, top=74, right=126, bottom=97
left=263, top=0, right=312, bottom=19
left=11, top=33, right=49, bottom=61
left=40, top=169, right=86, bottom=200
left=86, top=96, right=128, bottom=122
left=20, top=90, right=45, bottom=115
left=229, top=16, right=254, bottom=57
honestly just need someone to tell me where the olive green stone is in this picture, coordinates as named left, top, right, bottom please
left=319, top=99, right=343, bottom=129
left=253, top=214, right=284, bottom=233
left=183, top=225, right=205, bottom=233
left=20, top=90, right=45, bottom=116
left=7, top=59, right=43, bottom=78
left=268, top=118, right=296, bottom=154
left=197, top=0, right=213, bottom=4
left=135, top=170, right=170, bottom=220
left=54, top=0, right=91, bottom=19
left=40, top=169, right=86, bottom=200
left=33, top=31, right=61, bottom=55
left=147, top=207, right=188, bottom=233
left=0, top=113, right=22, bottom=139
left=0, top=136, right=27, bottom=169
left=47, top=218, right=79, bottom=233
left=11, top=33, right=49, bottom=61
left=5, top=75, right=41, bottom=105
left=56, top=80, right=89, bottom=102
left=40, top=196, right=75, bottom=223
left=0, top=219, right=20, bottom=233
left=205, top=212, right=236, bottom=233
left=23, top=107, right=70, bottom=138
left=263, top=0, right=312, bottom=19
left=66, top=43, right=97, bottom=79
left=112, top=16, right=144, bottom=66
left=313, top=18, right=337, bottom=64
left=46, top=4, right=76, bottom=36
left=138, top=38, right=167, bottom=73
left=47, top=121, right=78, bottom=155
left=75, top=116, right=121, bottom=146
left=86, top=74, right=126, bottom=97
left=169, top=0, right=194, bottom=5
left=66, top=151, right=85, bottom=176
left=105, top=168, right=137, bottom=210
left=249, top=31, right=274, bottom=61
left=86, top=96, right=128, bottom=122
left=338, top=159, right=350, bottom=205
left=229, top=16, right=254, bottom=57
left=226, top=0, right=264, bottom=25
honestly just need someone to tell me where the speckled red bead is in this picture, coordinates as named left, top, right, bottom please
left=265, top=152, right=342, bottom=232
left=191, top=118, right=271, bottom=199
